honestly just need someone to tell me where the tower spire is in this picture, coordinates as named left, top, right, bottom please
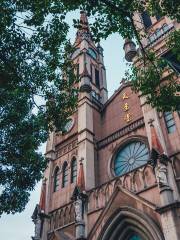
left=75, top=10, right=93, bottom=45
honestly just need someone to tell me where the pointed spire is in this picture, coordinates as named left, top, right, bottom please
left=77, top=162, right=85, bottom=192
left=80, top=10, right=89, bottom=29
left=150, top=123, right=164, bottom=155
left=39, top=179, right=46, bottom=213
left=74, top=11, right=92, bottom=45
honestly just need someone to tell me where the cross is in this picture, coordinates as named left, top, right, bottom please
left=148, top=118, right=154, bottom=127
left=79, top=157, right=84, bottom=163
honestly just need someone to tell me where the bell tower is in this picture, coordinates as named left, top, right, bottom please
left=71, top=11, right=108, bottom=190
left=72, top=10, right=108, bottom=104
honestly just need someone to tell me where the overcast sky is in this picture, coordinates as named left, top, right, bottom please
left=0, top=11, right=127, bottom=240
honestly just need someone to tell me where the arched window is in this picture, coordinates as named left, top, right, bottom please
left=129, top=235, right=142, bottom=240
left=114, top=141, right=149, bottom=176
left=71, top=157, right=77, bottom=183
left=164, top=112, right=176, bottom=133
left=53, top=167, right=60, bottom=192
left=62, top=162, right=68, bottom=188
left=149, top=34, right=155, bottom=43
left=162, top=23, right=169, bottom=33
left=155, top=28, right=161, bottom=38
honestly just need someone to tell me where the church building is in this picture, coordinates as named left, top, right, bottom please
left=32, top=11, right=180, bottom=240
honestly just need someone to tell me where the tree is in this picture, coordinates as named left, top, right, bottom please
left=0, top=0, right=179, bottom=215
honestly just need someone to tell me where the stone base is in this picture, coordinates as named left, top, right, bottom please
left=76, top=221, right=86, bottom=240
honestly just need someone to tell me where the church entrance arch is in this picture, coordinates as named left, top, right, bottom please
left=98, top=207, right=164, bottom=240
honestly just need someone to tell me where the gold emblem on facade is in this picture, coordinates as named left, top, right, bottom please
left=123, top=103, right=129, bottom=111
left=122, top=91, right=132, bottom=123
left=122, top=92, right=129, bottom=100
left=124, top=113, right=132, bottom=122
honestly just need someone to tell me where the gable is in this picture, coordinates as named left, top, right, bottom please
left=88, top=186, right=162, bottom=240
left=101, top=84, right=143, bottom=139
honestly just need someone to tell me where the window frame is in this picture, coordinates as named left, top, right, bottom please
left=62, top=162, right=69, bottom=188
left=164, top=112, right=176, bottom=133
left=112, top=139, right=150, bottom=177
left=71, top=157, right=77, bottom=183
left=53, top=167, right=60, bottom=192
left=141, top=11, right=152, bottom=29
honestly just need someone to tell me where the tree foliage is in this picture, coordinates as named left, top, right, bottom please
left=128, top=30, right=180, bottom=111
left=0, top=0, right=179, bottom=215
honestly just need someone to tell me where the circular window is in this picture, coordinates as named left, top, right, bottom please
left=114, top=141, right=149, bottom=176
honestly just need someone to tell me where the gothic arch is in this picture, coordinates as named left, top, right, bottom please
left=98, top=207, right=164, bottom=240
left=70, top=156, right=77, bottom=183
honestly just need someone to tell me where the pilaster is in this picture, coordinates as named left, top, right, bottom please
left=78, top=91, right=95, bottom=190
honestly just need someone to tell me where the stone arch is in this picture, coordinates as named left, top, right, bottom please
left=93, top=190, right=99, bottom=209
left=69, top=203, right=75, bottom=223
left=143, top=165, right=156, bottom=187
left=133, top=170, right=144, bottom=192
left=113, top=178, right=122, bottom=190
left=98, top=187, right=105, bottom=208
left=64, top=206, right=70, bottom=225
left=59, top=209, right=64, bottom=227
left=123, top=174, right=132, bottom=191
left=104, top=184, right=110, bottom=203
left=98, top=207, right=164, bottom=240
left=49, top=214, right=54, bottom=231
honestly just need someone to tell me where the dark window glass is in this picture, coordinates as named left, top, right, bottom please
left=62, top=162, right=68, bottom=188
left=162, top=51, right=180, bottom=74
left=164, top=112, right=176, bottom=133
left=114, top=141, right=149, bottom=176
left=95, top=69, right=100, bottom=88
left=54, top=167, right=60, bottom=192
left=90, top=64, right=93, bottom=82
left=71, top=158, right=77, bottom=183
left=129, top=235, right=142, bottom=240
left=156, top=15, right=161, bottom=21
left=141, top=11, right=152, bottom=29
left=155, top=28, right=161, bottom=38
left=162, top=23, right=169, bottom=33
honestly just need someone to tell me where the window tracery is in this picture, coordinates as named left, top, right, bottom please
left=53, top=167, right=60, bottom=192
left=71, top=157, right=77, bottom=183
left=62, top=162, right=68, bottom=188
left=114, top=141, right=149, bottom=176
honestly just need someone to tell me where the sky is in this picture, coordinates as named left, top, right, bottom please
left=0, top=11, right=127, bottom=240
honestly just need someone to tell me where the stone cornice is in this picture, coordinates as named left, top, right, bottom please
left=97, top=117, right=145, bottom=149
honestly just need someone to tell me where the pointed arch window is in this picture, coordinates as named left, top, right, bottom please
left=164, top=112, right=176, bottom=133
left=62, top=162, right=68, bottom=188
left=95, top=69, right=100, bottom=88
left=53, top=167, right=60, bottom=192
left=129, top=235, right=142, bottom=240
left=71, top=157, right=77, bottom=183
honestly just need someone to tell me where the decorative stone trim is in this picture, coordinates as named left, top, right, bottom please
left=56, top=139, right=78, bottom=158
left=156, top=201, right=180, bottom=214
left=97, top=117, right=145, bottom=149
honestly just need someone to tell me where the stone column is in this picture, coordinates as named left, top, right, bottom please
left=74, top=197, right=86, bottom=240
left=78, top=64, right=95, bottom=190
left=154, top=155, right=180, bottom=240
